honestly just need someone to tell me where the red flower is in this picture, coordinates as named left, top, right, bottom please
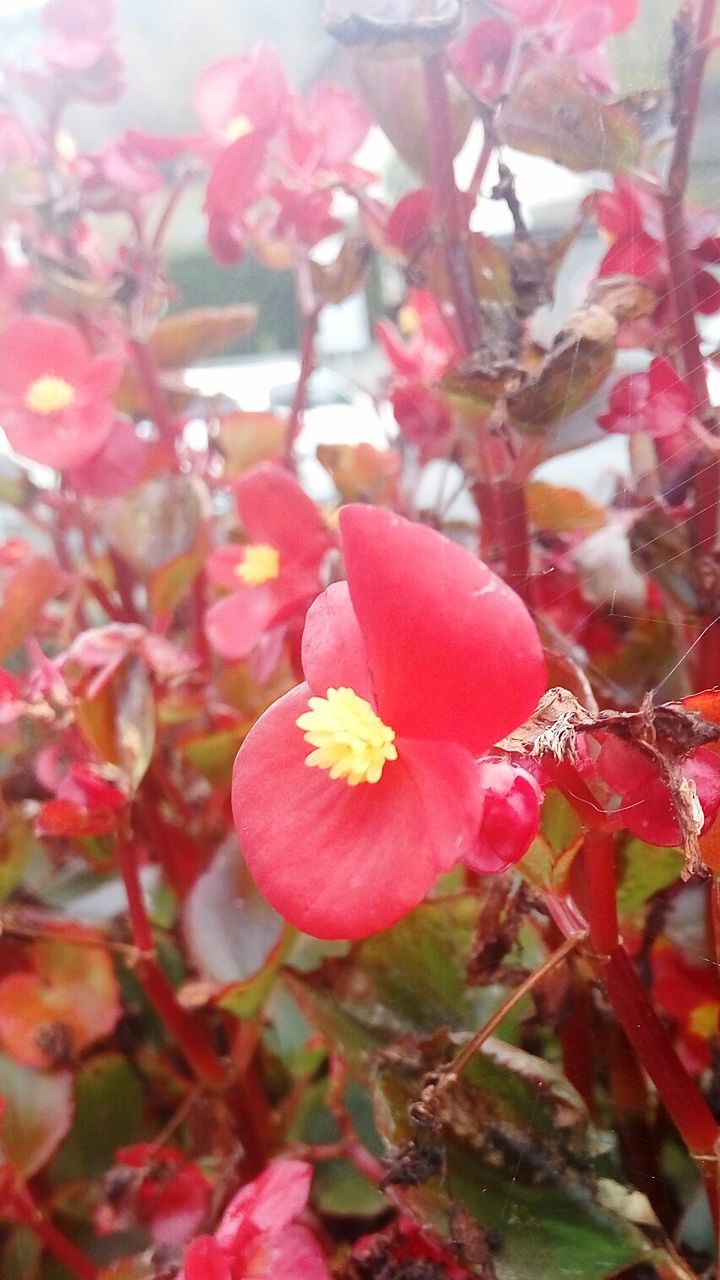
left=377, top=290, right=459, bottom=461
left=598, top=358, right=693, bottom=440
left=232, top=506, right=546, bottom=939
left=180, top=1160, right=330, bottom=1280
left=194, top=44, right=290, bottom=146
left=597, top=179, right=720, bottom=321
left=205, top=463, right=334, bottom=663
left=466, top=757, right=543, bottom=873
left=497, top=0, right=636, bottom=36
left=0, top=316, right=121, bottom=469
left=97, top=1144, right=211, bottom=1248
left=596, top=735, right=720, bottom=846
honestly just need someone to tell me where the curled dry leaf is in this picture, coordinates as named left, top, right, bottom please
left=353, top=54, right=473, bottom=175
left=309, top=237, right=372, bottom=306
left=497, top=59, right=643, bottom=174
left=104, top=473, right=211, bottom=578
left=149, top=305, right=259, bottom=369
left=322, top=0, right=463, bottom=55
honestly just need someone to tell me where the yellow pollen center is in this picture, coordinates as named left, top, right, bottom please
left=25, top=376, right=76, bottom=415
left=225, top=114, right=254, bottom=142
left=297, top=686, right=397, bottom=787
left=235, top=543, right=280, bottom=587
left=689, top=1001, right=720, bottom=1038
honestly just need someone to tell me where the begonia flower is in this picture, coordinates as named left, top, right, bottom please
left=377, top=290, right=459, bottom=460
left=596, top=735, right=720, bottom=847
left=597, top=179, right=720, bottom=326
left=179, top=1160, right=330, bottom=1280
left=232, top=506, right=546, bottom=939
left=205, top=463, right=334, bottom=663
left=97, top=1144, right=210, bottom=1247
left=597, top=358, right=694, bottom=441
left=0, top=316, right=121, bottom=470
left=465, top=757, right=543, bottom=873
left=194, top=44, right=290, bottom=147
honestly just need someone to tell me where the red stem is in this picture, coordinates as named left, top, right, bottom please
left=423, top=53, right=481, bottom=354
left=116, top=841, right=226, bottom=1088
left=285, top=303, right=318, bottom=465
left=661, top=0, right=720, bottom=687
left=11, top=1186, right=99, bottom=1280
left=496, top=479, right=533, bottom=605
left=130, top=337, right=178, bottom=446
left=582, top=830, right=619, bottom=955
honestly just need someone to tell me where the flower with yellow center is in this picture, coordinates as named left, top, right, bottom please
left=297, top=686, right=397, bottom=787
left=224, top=115, right=254, bottom=143
left=25, top=376, right=76, bottom=415
left=235, top=544, right=280, bottom=587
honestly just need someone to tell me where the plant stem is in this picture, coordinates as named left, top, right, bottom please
left=285, top=297, right=318, bottom=466
left=661, top=0, right=720, bottom=687
left=423, top=53, right=481, bottom=354
left=441, top=931, right=585, bottom=1082
left=582, top=830, right=619, bottom=955
left=11, top=1186, right=99, bottom=1280
left=130, top=337, right=178, bottom=446
left=116, top=840, right=226, bottom=1088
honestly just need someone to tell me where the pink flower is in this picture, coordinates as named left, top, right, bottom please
left=232, top=506, right=546, bottom=939
left=466, top=757, right=543, bottom=873
left=205, top=464, right=335, bottom=664
left=0, top=316, right=121, bottom=469
left=180, top=1160, right=330, bottom=1280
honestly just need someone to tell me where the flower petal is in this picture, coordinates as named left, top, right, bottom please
left=205, top=589, right=276, bottom=661
left=233, top=463, right=331, bottom=566
left=301, top=582, right=374, bottom=702
left=339, top=506, right=546, bottom=754
left=216, top=1160, right=311, bottom=1251
left=232, top=685, right=482, bottom=938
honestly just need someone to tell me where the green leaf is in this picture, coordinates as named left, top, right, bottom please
left=357, top=895, right=482, bottom=1033
left=497, top=59, right=643, bottom=173
left=616, top=838, right=683, bottom=918
left=0, top=1228, right=41, bottom=1280
left=0, top=1054, right=73, bottom=1179
left=47, top=1053, right=145, bottom=1185
left=374, top=1040, right=675, bottom=1280
left=312, top=1157, right=386, bottom=1218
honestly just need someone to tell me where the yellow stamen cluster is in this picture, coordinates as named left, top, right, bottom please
left=25, top=376, right=75, bottom=415
left=235, top=544, right=280, bottom=586
left=225, top=115, right=254, bottom=142
left=297, top=686, right=397, bottom=787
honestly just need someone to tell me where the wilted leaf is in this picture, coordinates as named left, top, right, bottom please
left=0, top=555, right=64, bottom=662
left=353, top=54, right=473, bottom=175
left=374, top=1043, right=674, bottom=1280
left=310, top=237, right=371, bottom=305
left=104, top=474, right=210, bottom=578
left=183, top=838, right=284, bottom=988
left=0, top=933, right=121, bottom=1070
left=526, top=483, right=607, bottom=535
left=509, top=332, right=616, bottom=431
left=317, top=443, right=401, bottom=503
left=323, top=0, right=462, bottom=54
left=0, top=1053, right=73, bottom=1178
left=150, top=306, right=258, bottom=368
left=217, top=411, right=287, bottom=477
left=75, top=654, right=155, bottom=788
left=497, top=60, right=643, bottom=173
